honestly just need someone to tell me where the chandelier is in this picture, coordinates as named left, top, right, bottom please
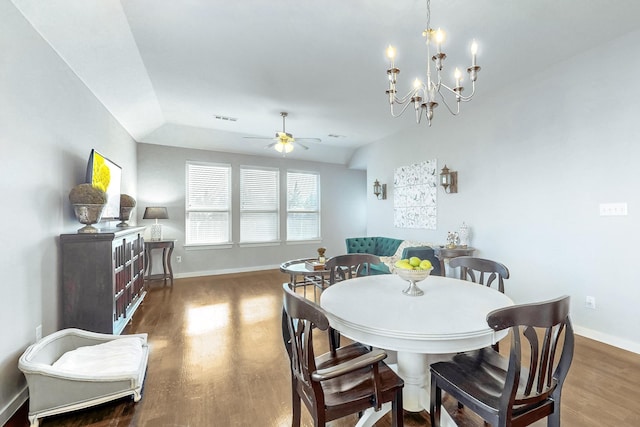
left=385, top=0, right=480, bottom=126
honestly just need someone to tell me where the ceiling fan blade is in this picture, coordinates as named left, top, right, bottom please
left=243, top=136, right=275, bottom=141
left=294, top=137, right=322, bottom=143
left=264, top=142, right=278, bottom=149
left=295, top=141, right=309, bottom=150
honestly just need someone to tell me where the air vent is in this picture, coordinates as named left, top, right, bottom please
left=214, top=115, right=238, bottom=122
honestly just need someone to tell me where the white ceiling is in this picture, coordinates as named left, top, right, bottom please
left=12, top=0, right=640, bottom=164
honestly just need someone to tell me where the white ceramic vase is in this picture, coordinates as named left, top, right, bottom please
left=459, top=222, right=470, bottom=247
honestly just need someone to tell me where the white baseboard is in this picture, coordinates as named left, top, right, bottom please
left=574, top=325, right=640, bottom=355
left=0, top=386, right=28, bottom=426
left=174, top=264, right=281, bottom=279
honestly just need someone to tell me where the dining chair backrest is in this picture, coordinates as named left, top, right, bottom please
left=281, top=283, right=405, bottom=427
left=430, top=295, right=574, bottom=427
left=449, top=256, right=510, bottom=293
left=487, top=295, right=574, bottom=407
left=325, top=253, right=381, bottom=285
left=281, top=284, right=329, bottom=381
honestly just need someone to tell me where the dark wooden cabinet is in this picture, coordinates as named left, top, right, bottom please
left=60, top=226, right=146, bottom=334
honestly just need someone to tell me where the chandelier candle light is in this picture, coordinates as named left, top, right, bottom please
left=385, top=0, right=480, bottom=126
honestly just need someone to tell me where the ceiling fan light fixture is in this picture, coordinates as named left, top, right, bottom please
left=242, top=111, right=319, bottom=155
left=275, top=141, right=294, bottom=153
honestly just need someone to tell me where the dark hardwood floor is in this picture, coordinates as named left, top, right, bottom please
left=7, top=270, right=640, bottom=426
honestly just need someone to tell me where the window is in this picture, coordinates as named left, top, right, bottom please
left=240, top=166, right=279, bottom=243
left=287, top=171, right=320, bottom=241
left=185, top=162, right=231, bottom=245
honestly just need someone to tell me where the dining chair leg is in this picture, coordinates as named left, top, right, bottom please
left=315, top=410, right=326, bottom=427
left=291, top=379, right=301, bottom=427
left=430, top=379, right=441, bottom=427
left=329, top=327, right=341, bottom=352
left=392, top=389, right=404, bottom=427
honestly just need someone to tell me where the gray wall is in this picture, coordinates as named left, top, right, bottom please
left=0, top=2, right=138, bottom=423
left=137, top=143, right=367, bottom=277
left=350, top=28, right=640, bottom=353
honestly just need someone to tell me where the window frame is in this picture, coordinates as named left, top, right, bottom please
left=239, top=165, right=280, bottom=245
left=185, top=161, right=232, bottom=247
left=286, top=169, right=321, bottom=242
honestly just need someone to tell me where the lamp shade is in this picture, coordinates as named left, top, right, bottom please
left=143, top=207, right=169, bottom=220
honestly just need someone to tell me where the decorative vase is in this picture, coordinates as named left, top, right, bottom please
left=117, top=206, right=135, bottom=227
left=459, top=222, right=470, bottom=248
left=73, top=204, right=105, bottom=233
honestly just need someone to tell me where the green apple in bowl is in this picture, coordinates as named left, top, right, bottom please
left=419, top=259, right=433, bottom=270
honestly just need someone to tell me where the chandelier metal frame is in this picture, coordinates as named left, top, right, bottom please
left=386, top=0, right=481, bottom=126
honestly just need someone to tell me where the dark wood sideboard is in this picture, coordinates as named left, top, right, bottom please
left=60, top=226, right=146, bottom=334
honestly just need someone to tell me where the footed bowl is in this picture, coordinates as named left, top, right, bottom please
left=395, top=267, right=434, bottom=296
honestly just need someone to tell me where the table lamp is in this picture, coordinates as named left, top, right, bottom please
left=143, top=207, right=168, bottom=241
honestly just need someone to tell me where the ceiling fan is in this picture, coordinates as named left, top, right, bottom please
left=243, top=112, right=321, bottom=154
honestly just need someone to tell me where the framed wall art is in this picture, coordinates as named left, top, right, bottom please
left=393, top=159, right=437, bottom=229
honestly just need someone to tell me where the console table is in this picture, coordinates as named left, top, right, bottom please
left=434, top=246, right=475, bottom=278
left=145, top=239, right=176, bottom=286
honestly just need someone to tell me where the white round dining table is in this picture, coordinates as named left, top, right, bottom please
left=320, top=274, right=513, bottom=426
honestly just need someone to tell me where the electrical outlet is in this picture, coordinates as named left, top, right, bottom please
left=176, top=256, right=182, bottom=263
left=36, top=325, right=42, bottom=341
left=585, top=296, right=596, bottom=309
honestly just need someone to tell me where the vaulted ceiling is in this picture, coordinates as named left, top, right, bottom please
left=12, top=0, right=640, bottom=164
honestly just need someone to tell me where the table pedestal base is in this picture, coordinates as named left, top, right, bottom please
left=354, top=402, right=391, bottom=427
left=355, top=353, right=457, bottom=427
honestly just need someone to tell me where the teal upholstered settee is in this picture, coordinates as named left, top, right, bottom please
left=345, top=237, right=441, bottom=276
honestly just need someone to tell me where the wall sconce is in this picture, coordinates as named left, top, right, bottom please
left=143, top=207, right=169, bottom=240
left=373, top=179, right=387, bottom=200
left=440, top=165, right=458, bottom=193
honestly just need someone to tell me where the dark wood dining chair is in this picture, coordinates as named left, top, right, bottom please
left=324, top=253, right=381, bottom=350
left=430, top=295, right=574, bottom=427
left=448, top=256, right=510, bottom=293
left=281, top=283, right=404, bottom=427
left=325, top=253, right=381, bottom=285
left=449, top=256, right=510, bottom=352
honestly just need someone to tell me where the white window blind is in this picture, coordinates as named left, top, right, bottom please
left=186, top=162, right=231, bottom=245
left=287, top=171, right=320, bottom=241
left=240, top=167, right=279, bottom=243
